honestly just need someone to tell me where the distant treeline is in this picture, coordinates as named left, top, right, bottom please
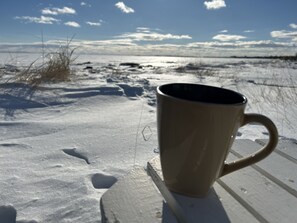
left=230, top=54, right=297, bottom=61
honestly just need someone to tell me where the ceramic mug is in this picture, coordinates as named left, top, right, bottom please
left=157, top=83, right=278, bottom=197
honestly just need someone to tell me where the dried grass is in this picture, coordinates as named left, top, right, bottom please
left=16, top=38, right=76, bottom=88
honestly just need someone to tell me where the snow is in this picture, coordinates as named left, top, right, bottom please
left=0, top=53, right=296, bottom=222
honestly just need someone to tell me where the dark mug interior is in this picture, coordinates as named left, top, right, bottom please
left=158, top=83, right=246, bottom=105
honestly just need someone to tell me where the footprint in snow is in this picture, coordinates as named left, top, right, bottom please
left=117, top=84, right=144, bottom=97
left=91, top=173, right=117, bottom=189
left=62, top=148, right=90, bottom=164
left=236, top=131, right=242, bottom=137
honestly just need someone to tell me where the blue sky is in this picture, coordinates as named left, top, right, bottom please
left=1, top=0, right=297, bottom=56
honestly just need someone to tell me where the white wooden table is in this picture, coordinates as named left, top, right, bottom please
left=100, top=139, right=297, bottom=223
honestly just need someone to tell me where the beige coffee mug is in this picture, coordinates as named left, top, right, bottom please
left=157, top=83, right=278, bottom=197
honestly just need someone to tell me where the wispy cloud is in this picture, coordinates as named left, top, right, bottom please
left=14, top=16, right=60, bottom=24
left=2, top=25, right=297, bottom=58
left=187, top=40, right=294, bottom=49
left=271, top=30, right=297, bottom=42
left=244, top=30, right=255, bottom=33
left=64, top=21, right=80, bottom=28
left=204, top=0, right=226, bottom=10
left=115, top=2, right=134, bottom=14
left=79, top=39, right=136, bottom=46
left=41, top=7, right=76, bottom=15
left=212, top=34, right=246, bottom=41
left=289, top=23, right=297, bottom=29
left=219, top=30, right=228, bottom=33
left=3, top=39, right=296, bottom=57
left=86, top=21, right=102, bottom=27
left=136, top=27, right=152, bottom=33
left=117, top=28, right=192, bottom=41
left=81, top=2, right=91, bottom=7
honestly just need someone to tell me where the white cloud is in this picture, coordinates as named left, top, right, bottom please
left=136, top=27, right=151, bottom=33
left=212, top=34, right=246, bottom=41
left=115, top=2, right=134, bottom=14
left=14, top=16, right=60, bottom=24
left=1, top=38, right=297, bottom=57
left=271, top=30, right=297, bottom=41
left=204, top=0, right=226, bottom=10
left=86, top=21, right=101, bottom=26
left=41, top=7, right=76, bottom=15
left=81, top=2, right=91, bottom=7
left=244, top=30, right=255, bottom=33
left=185, top=40, right=297, bottom=57
left=187, top=40, right=294, bottom=49
left=64, top=21, right=80, bottom=28
left=219, top=30, right=228, bottom=33
left=117, top=28, right=192, bottom=41
left=289, top=23, right=297, bottom=29
left=81, top=39, right=136, bottom=46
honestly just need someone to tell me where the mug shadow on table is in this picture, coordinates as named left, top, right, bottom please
left=161, top=188, right=230, bottom=223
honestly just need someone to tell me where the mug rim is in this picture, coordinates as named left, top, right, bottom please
left=157, top=83, right=247, bottom=106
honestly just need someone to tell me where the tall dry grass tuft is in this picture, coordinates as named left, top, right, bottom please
left=236, top=60, right=297, bottom=134
left=16, top=38, right=77, bottom=88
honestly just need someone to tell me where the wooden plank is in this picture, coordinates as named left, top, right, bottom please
left=230, top=139, right=297, bottom=197
left=101, top=155, right=260, bottom=223
left=213, top=182, right=260, bottom=223
left=256, top=138, right=297, bottom=163
left=149, top=139, right=297, bottom=222
left=100, top=167, right=164, bottom=223
left=147, top=159, right=188, bottom=223
left=221, top=151, right=297, bottom=223
left=216, top=179, right=268, bottom=223
left=148, top=156, right=260, bottom=223
left=101, top=139, right=297, bottom=223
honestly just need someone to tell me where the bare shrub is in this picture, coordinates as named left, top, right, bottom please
left=16, top=38, right=76, bottom=88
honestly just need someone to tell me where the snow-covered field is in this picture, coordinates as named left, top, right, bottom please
left=0, top=53, right=296, bottom=222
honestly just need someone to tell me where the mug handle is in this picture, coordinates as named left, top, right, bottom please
left=220, top=113, right=278, bottom=177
